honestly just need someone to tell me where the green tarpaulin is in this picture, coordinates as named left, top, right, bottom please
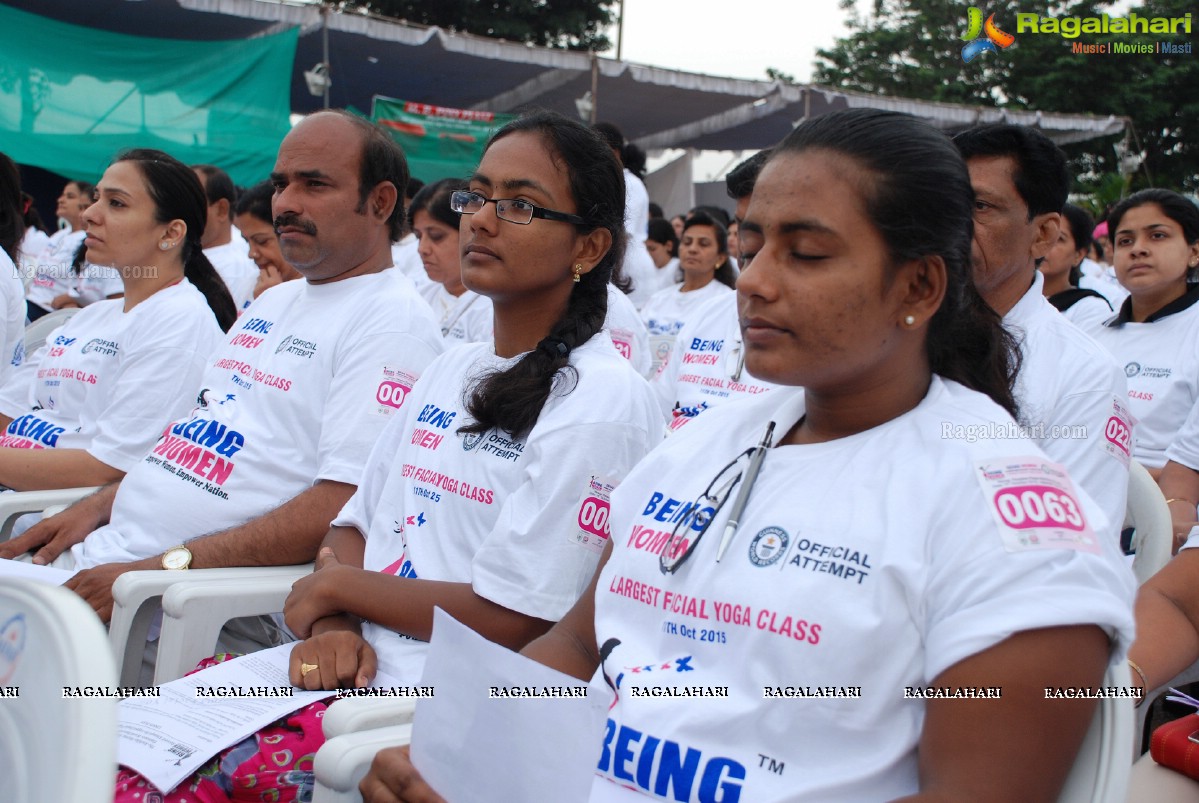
left=0, top=3, right=295, bottom=186
left=371, top=97, right=515, bottom=183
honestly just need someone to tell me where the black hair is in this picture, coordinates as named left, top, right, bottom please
left=1108, top=189, right=1199, bottom=280
left=461, top=110, right=626, bottom=439
left=406, top=177, right=425, bottom=200
left=725, top=149, right=772, bottom=202
left=647, top=217, right=678, bottom=257
left=682, top=212, right=736, bottom=289
left=776, top=109, right=1021, bottom=419
left=233, top=180, right=274, bottom=225
left=952, top=124, right=1069, bottom=219
left=623, top=142, right=647, bottom=181
left=1060, top=203, right=1095, bottom=287
left=689, top=205, right=731, bottom=228
left=193, top=164, right=237, bottom=218
left=407, top=177, right=466, bottom=230
left=648, top=202, right=664, bottom=219
left=0, top=152, right=21, bottom=263
left=314, top=110, right=410, bottom=242
left=113, top=149, right=237, bottom=331
left=22, top=192, right=49, bottom=235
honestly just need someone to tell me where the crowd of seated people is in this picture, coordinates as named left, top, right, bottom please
left=4, top=101, right=1199, bottom=803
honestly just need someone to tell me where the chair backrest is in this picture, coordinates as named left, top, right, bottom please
left=0, top=579, right=118, bottom=803
left=23, top=307, right=80, bottom=354
left=1126, top=460, right=1173, bottom=585
left=1056, top=659, right=1134, bottom=803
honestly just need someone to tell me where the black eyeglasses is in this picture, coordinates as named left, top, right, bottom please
left=659, top=421, right=775, bottom=574
left=450, top=190, right=592, bottom=226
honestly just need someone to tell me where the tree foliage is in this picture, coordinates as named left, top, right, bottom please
left=349, top=0, right=616, bottom=50
left=813, top=0, right=1199, bottom=194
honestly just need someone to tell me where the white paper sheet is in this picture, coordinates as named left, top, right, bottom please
left=116, top=643, right=405, bottom=793
left=411, top=609, right=606, bottom=803
left=0, top=557, right=76, bottom=585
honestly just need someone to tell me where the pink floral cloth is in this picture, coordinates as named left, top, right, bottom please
left=113, top=655, right=329, bottom=803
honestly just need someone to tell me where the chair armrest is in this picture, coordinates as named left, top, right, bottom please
left=313, top=723, right=414, bottom=803
left=109, top=564, right=312, bottom=686
left=1127, top=460, right=1173, bottom=586
left=153, top=565, right=313, bottom=683
left=323, top=696, right=417, bottom=739
left=0, top=486, right=99, bottom=540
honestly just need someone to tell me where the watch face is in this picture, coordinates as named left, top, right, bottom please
left=162, top=548, right=191, bottom=570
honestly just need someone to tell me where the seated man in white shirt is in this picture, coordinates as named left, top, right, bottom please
left=194, top=164, right=260, bottom=312
left=953, top=124, right=1130, bottom=545
left=0, top=111, right=444, bottom=624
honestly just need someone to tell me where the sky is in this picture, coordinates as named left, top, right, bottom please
left=600, top=0, right=850, bottom=83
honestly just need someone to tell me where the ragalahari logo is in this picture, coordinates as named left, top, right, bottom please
left=962, top=7, right=1017, bottom=62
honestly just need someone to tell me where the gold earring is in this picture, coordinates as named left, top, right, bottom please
left=573, top=263, right=583, bottom=283
left=904, top=315, right=916, bottom=326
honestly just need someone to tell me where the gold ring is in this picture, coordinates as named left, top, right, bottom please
left=300, top=662, right=319, bottom=676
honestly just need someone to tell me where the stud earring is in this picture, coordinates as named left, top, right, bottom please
left=572, top=263, right=583, bottom=283
left=159, top=242, right=171, bottom=251
left=904, top=315, right=916, bottom=326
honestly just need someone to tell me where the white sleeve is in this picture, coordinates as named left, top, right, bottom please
left=1036, top=385, right=1131, bottom=547
left=77, top=265, right=123, bottom=305
left=331, top=406, right=412, bottom=536
left=314, top=332, right=441, bottom=485
left=84, top=342, right=211, bottom=472
left=921, top=466, right=1136, bottom=683
left=471, top=420, right=655, bottom=621
left=1167, top=398, right=1199, bottom=471
left=0, top=342, right=49, bottom=419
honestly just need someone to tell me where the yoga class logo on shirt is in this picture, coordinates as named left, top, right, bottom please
left=0, top=614, right=27, bottom=684
left=1124, top=362, right=1170, bottom=380
left=748, top=526, right=789, bottom=567
left=275, top=334, right=318, bottom=359
left=961, top=7, right=1016, bottom=62
left=81, top=338, right=119, bottom=357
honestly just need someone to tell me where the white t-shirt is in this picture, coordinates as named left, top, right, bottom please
left=335, top=334, right=662, bottom=683
left=605, top=284, right=651, bottom=377
left=641, top=282, right=734, bottom=379
left=0, top=249, right=25, bottom=386
left=622, top=171, right=659, bottom=311
left=421, top=285, right=493, bottom=345
left=1079, top=259, right=1130, bottom=310
left=1004, top=272, right=1131, bottom=544
left=0, top=281, right=223, bottom=472
left=1086, top=288, right=1199, bottom=469
left=391, top=235, right=437, bottom=299
left=71, top=271, right=444, bottom=567
left=204, top=238, right=259, bottom=313
left=17, top=227, right=50, bottom=280
left=650, top=291, right=779, bottom=431
left=25, top=230, right=122, bottom=310
left=1060, top=293, right=1113, bottom=331
left=589, top=378, right=1135, bottom=802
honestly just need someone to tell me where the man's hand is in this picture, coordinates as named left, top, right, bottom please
left=64, top=561, right=142, bottom=623
left=360, top=745, right=446, bottom=803
left=0, top=497, right=107, bottom=563
left=288, top=630, right=377, bottom=690
left=284, top=547, right=353, bottom=638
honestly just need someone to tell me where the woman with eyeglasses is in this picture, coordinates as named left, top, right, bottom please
left=112, top=112, right=661, bottom=803
left=359, top=109, right=1135, bottom=803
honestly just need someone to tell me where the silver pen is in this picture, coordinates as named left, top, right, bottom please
left=715, top=420, right=775, bottom=562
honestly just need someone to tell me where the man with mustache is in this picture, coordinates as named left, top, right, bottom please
left=1, top=112, right=444, bottom=644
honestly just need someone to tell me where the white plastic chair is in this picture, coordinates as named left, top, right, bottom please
left=0, top=579, right=118, bottom=803
left=0, top=486, right=99, bottom=541
left=313, top=700, right=416, bottom=803
left=109, top=564, right=311, bottom=686
left=1125, top=750, right=1199, bottom=801
left=1057, top=659, right=1135, bottom=803
left=23, top=307, right=79, bottom=354
left=1126, top=460, right=1173, bottom=586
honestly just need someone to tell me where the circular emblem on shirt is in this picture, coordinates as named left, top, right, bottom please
left=276, top=335, right=294, bottom=354
left=1124, top=362, right=1141, bottom=378
left=461, top=431, right=485, bottom=452
left=749, top=527, right=789, bottom=567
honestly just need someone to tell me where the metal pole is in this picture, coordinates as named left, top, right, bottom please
left=321, top=4, right=331, bottom=109
left=616, top=0, right=624, bottom=61
left=590, top=52, right=598, bottom=124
